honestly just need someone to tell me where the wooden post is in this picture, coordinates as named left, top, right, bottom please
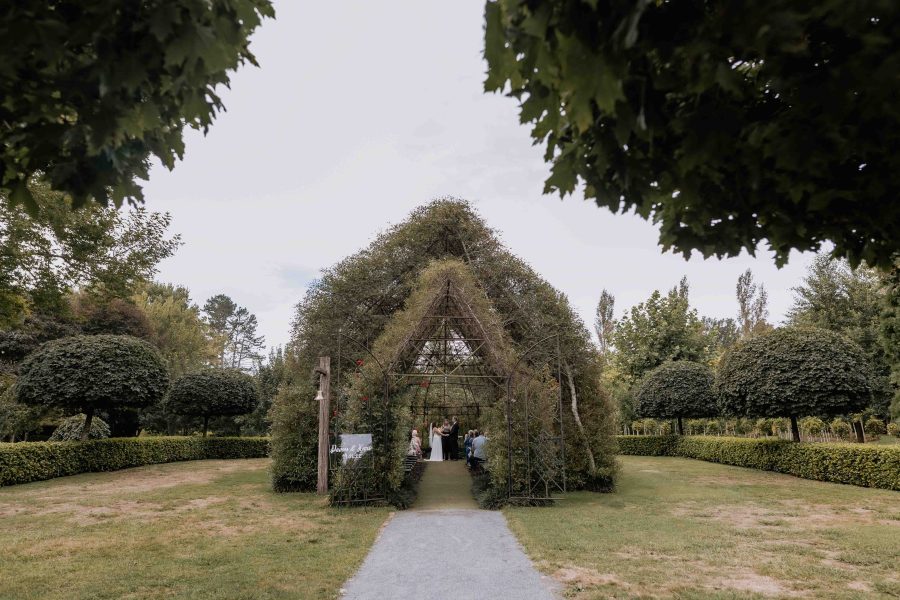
left=316, top=356, right=331, bottom=495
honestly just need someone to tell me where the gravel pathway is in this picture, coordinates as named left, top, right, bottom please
left=340, top=462, right=558, bottom=599
left=340, top=510, right=558, bottom=600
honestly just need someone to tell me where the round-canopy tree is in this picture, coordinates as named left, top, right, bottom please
left=717, top=328, right=875, bottom=441
left=635, top=361, right=717, bottom=435
left=15, top=335, right=169, bottom=440
left=167, top=369, right=258, bottom=436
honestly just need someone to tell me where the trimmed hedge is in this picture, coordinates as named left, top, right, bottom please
left=0, top=436, right=269, bottom=487
left=617, top=435, right=900, bottom=491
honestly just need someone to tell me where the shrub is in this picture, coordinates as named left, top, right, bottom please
left=865, top=418, right=887, bottom=436
left=635, top=361, right=717, bottom=434
left=717, top=327, right=875, bottom=441
left=269, top=385, right=319, bottom=492
left=799, top=416, right=826, bottom=437
left=617, top=435, right=900, bottom=491
left=830, top=419, right=852, bottom=439
left=888, top=423, right=900, bottom=437
left=49, top=414, right=110, bottom=441
left=15, top=335, right=169, bottom=440
left=0, top=436, right=269, bottom=486
left=167, top=369, right=259, bottom=436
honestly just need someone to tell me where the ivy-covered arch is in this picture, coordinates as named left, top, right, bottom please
left=270, top=200, right=618, bottom=504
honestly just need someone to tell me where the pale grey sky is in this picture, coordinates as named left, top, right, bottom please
left=143, top=1, right=814, bottom=352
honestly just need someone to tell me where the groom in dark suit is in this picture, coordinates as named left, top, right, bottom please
left=448, top=416, right=460, bottom=460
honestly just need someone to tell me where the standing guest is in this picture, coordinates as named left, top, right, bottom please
left=463, top=430, right=474, bottom=468
left=472, top=429, right=488, bottom=471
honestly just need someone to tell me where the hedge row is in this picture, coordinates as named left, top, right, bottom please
left=0, top=436, right=270, bottom=487
left=616, top=435, right=900, bottom=491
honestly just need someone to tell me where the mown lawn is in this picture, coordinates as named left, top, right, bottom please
left=506, top=456, right=900, bottom=600
left=0, top=459, right=389, bottom=600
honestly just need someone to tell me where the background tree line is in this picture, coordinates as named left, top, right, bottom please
left=598, top=254, right=899, bottom=440
left=0, top=182, right=274, bottom=441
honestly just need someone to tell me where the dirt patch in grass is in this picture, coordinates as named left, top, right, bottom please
left=847, top=580, right=873, bottom=592
left=552, top=564, right=629, bottom=589
left=713, top=571, right=789, bottom=597
left=671, top=498, right=892, bottom=532
left=2, top=460, right=263, bottom=503
left=8, top=494, right=234, bottom=526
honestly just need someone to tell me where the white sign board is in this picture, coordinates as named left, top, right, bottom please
left=330, top=433, right=373, bottom=464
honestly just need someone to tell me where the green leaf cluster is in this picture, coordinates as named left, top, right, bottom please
left=483, top=0, right=900, bottom=268
left=635, top=361, right=717, bottom=420
left=612, top=277, right=710, bottom=381
left=0, top=180, right=181, bottom=325
left=15, top=334, right=170, bottom=414
left=134, top=283, right=218, bottom=382
left=788, top=254, right=892, bottom=415
left=167, top=368, right=259, bottom=419
left=881, top=261, right=900, bottom=419
left=717, top=327, right=875, bottom=419
left=0, top=1, right=274, bottom=210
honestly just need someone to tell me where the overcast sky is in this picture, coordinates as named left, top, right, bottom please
left=143, top=1, right=815, bottom=352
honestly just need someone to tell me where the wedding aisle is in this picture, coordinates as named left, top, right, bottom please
left=413, top=461, right=478, bottom=510
left=339, top=462, right=559, bottom=600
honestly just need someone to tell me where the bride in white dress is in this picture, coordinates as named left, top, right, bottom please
left=428, top=423, right=445, bottom=462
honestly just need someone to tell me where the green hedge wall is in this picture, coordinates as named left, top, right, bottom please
left=617, top=435, right=900, bottom=491
left=0, top=436, right=270, bottom=487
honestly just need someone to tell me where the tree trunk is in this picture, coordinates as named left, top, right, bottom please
left=789, top=415, right=800, bottom=442
left=677, top=416, right=684, bottom=436
left=202, top=416, right=209, bottom=437
left=853, top=419, right=866, bottom=443
left=81, top=408, right=94, bottom=441
left=564, top=362, right=596, bottom=474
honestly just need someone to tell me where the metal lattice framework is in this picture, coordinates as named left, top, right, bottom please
left=333, top=274, right=566, bottom=503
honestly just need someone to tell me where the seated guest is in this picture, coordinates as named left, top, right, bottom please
left=463, top=430, right=475, bottom=467
left=471, top=429, right=487, bottom=471
left=408, top=429, right=422, bottom=458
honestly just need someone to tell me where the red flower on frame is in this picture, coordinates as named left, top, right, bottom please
left=361, top=396, right=369, bottom=402
left=419, top=381, right=430, bottom=388
left=355, top=359, right=364, bottom=367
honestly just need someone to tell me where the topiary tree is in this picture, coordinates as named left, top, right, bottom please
left=717, top=328, right=875, bottom=441
left=14, top=335, right=169, bottom=440
left=49, top=413, right=111, bottom=441
left=635, top=361, right=717, bottom=435
left=167, top=369, right=259, bottom=436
